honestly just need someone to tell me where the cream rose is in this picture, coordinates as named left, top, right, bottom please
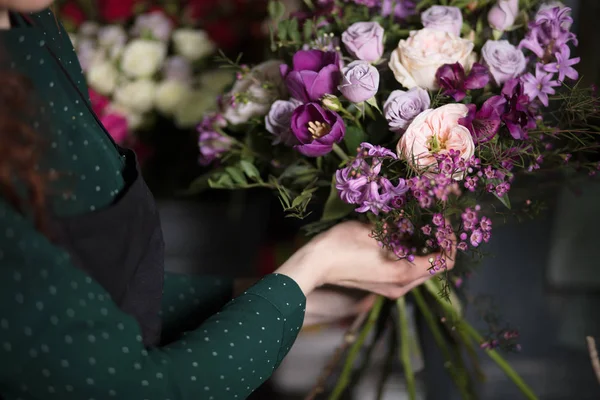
left=172, top=29, right=215, bottom=62
left=389, top=28, right=475, bottom=90
left=154, top=80, right=190, bottom=116
left=222, top=60, right=286, bottom=125
left=397, top=103, right=474, bottom=177
left=121, top=39, right=167, bottom=78
left=86, top=61, right=119, bottom=95
left=114, top=79, right=157, bottom=113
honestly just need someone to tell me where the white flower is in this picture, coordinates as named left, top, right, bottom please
left=389, top=28, right=475, bottom=90
left=106, top=103, right=143, bottom=131
left=114, top=79, right=157, bottom=113
left=86, top=61, right=119, bottom=95
left=222, top=60, right=285, bottom=125
left=172, top=29, right=215, bottom=62
left=174, top=91, right=217, bottom=128
left=131, top=12, right=174, bottom=42
left=98, top=25, right=127, bottom=49
left=79, top=21, right=99, bottom=36
left=120, top=39, right=167, bottom=78
left=154, top=80, right=190, bottom=116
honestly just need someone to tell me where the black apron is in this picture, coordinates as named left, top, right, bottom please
left=20, top=14, right=166, bottom=348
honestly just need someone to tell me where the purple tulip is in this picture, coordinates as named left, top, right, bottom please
left=290, top=102, right=345, bottom=157
left=338, top=61, right=380, bottom=103
left=341, top=21, right=385, bottom=62
left=436, top=62, right=490, bottom=101
left=280, top=50, right=342, bottom=103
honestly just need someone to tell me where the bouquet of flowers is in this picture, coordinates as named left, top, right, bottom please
left=68, top=10, right=234, bottom=156
left=192, top=0, right=599, bottom=398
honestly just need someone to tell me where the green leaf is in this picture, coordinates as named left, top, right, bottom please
left=277, top=20, right=288, bottom=41
left=225, top=167, right=247, bottom=185
left=303, top=19, right=314, bottom=41
left=494, top=192, right=511, bottom=210
left=288, top=18, right=301, bottom=43
left=268, top=0, right=286, bottom=21
left=321, top=177, right=355, bottom=222
left=343, top=125, right=367, bottom=156
left=240, top=160, right=261, bottom=181
left=210, top=173, right=234, bottom=189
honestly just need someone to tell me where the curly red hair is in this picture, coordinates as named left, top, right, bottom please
left=0, top=71, right=48, bottom=232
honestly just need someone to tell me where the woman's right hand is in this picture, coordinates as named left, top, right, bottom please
left=276, top=221, right=456, bottom=298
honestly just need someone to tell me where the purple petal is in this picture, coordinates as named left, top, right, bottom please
left=465, top=63, right=490, bottom=90
left=280, top=63, right=290, bottom=78
left=309, top=64, right=341, bottom=101
left=295, top=142, right=334, bottom=157
left=292, top=49, right=327, bottom=72
left=285, top=71, right=317, bottom=103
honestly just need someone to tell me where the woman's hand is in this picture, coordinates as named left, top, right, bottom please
left=276, top=221, right=456, bottom=298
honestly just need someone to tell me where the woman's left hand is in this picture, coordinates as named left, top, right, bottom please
left=303, top=288, right=376, bottom=327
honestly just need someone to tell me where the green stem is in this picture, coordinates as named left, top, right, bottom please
left=329, top=296, right=385, bottom=400
left=397, top=297, right=417, bottom=400
left=424, top=285, right=538, bottom=400
left=462, top=323, right=538, bottom=400
left=412, top=288, right=472, bottom=399
left=332, top=143, right=350, bottom=163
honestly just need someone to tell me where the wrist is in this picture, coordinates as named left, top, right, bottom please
left=274, top=241, right=328, bottom=296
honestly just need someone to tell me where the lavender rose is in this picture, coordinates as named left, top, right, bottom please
left=383, top=87, right=430, bottom=132
left=338, top=61, right=380, bottom=103
left=421, top=6, right=463, bottom=37
left=481, top=40, right=526, bottom=85
left=291, top=103, right=345, bottom=157
left=265, top=99, right=302, bottom=146
left=341, top=21, right=384, bottom=63
left=488, top=0, right=519, bottom=31
left=281, top=50, right=341, bottom=103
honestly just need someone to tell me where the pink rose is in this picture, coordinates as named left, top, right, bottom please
left=341, top=21, right=385, bottom=63
left=488, top=0, right=519, bottom=31
left=397, top=103, right=474, bottom=176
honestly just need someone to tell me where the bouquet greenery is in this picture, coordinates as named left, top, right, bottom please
left=191, top=0, right=600, bottom=398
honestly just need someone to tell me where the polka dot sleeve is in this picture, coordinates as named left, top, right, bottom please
left=0, top=202, right=306, bottom=400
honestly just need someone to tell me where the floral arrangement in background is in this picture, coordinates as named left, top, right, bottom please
left=68, top=10, right=235, bottom=156
left=192, top=0, right=599, bottom=398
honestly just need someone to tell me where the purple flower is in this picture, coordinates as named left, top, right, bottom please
left=131, top=11, right=173, bottom=42
left=436, top=63, right=490, bottom=101
left=341, top=22, right=384, bottom=63
left=488, top=0, right=519, bottom=31
left=265, top=99, right=302, bottom=146
left=335, top=161, right=369, bottom=204
left=197, top=115, right=231, bottom=166
left=519, top=6, right=577, bottom=60
left=381, top=0, right=417, bottom=20
left=481, top=40, right=527, bottom=85
left=542, top=45, right=579, bottom=82
left=384, top=87, right=430, bottom=133
left=421, top=6, right=463, bottom=37
left=521, top=65, right=560, bottom=107
left=290, top=102, right=345, bottom=157
left=496, top=78, right=537, bottom=140
left=459, top=96, right=504, bottom=143
left=163, top=56, right=192, bottom=82
left=338, top=61, right=380, bottom=103
left=281, top=50, right=342, bottom=103
left=470, top=229, right=484, bottom=247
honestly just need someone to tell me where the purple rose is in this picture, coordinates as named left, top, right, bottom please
left=481, top=40, right=526, bottom=85
left=383, top=87, right=430, bottom=132
left=265, top=99, right=302, bottom=146
left=488, top=0, right=519, bottom=31
left=338, top=61, right=380, bottom=103
left=381, top=0, right=417, bottom=20
left=197, top=114, right=231, bottom=165
left=291, top=103, right=345, bottom=157
left=280, top=50, right=341, bottom=103
left=421, top=6, right=463, bottom=37
left=341, top=21, right=384, bottom=62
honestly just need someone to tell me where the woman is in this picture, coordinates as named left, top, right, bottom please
left=0, top=1, right=451, bottom=399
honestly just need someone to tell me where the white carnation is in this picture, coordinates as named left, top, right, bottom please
left=154, top=80, right=190, bottom=116
left=172, top=29, right=215, bottom=62
left=121, top=39, right=167, bottom=78
left=114, top=79, right=157, bottom=113
left=86, top=61, right=119, bottom=95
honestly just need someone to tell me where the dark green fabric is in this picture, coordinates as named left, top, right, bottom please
left=0, top=10, right=306, bottom=400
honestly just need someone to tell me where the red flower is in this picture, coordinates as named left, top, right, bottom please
left=60, top=2, right=86, bottom=27
left=98, top=0, right=141, bottom=22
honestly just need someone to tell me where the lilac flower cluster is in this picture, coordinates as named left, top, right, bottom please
left=459, top=206, right=492, bottom=249
left=519, top=6, right=580, bottom=106
left=335, top=143, right=408, bottom=215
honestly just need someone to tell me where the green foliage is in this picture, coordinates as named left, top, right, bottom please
left=343, top=126, right=368, bottom=156
left=321, top=176, right=355, bottom=222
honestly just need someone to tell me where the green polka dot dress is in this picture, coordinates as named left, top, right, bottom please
left=0, top=10, right=306, bottom=400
